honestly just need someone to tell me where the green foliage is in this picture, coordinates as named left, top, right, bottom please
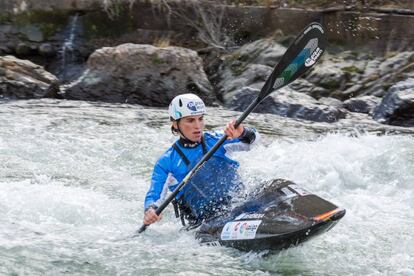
left=0, top=13, right=11, bottom=23
left=82, top=9, right=136, bottom=39
left=230, top=63, right=247, bottom=76
left=320, top=79, right=341, bottom=89
left=12, top=10, right=69, bottom=39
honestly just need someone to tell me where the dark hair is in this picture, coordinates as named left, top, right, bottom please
left=171, top=125, right=179, bottom=135
left=171, top=118, right=180, bottom=135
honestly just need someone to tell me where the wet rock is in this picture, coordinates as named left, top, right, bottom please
left=373, top=78, right=414, bottom=127
left=4, top=42, right=16, bottom=54
left=318, top=97, right=343, bottom=108
left=306, top=60, right=348, bottom=90
left=377, top=52, right=414, bottom=76
left=288, top=78, right=329, bottom=99
left=232, top=36, right=287, bottom=67
left=63, top=43, right=214, bottom=106
left=213, top=37, right=286, bottom=99
left=363, top=59, right=381, bottom=80
left=38, top=43, right=56, bottom=57
left=304, top=52, right=379, bottom=100
left=343, top=95, right=381, bottom=114
left=359, top=52, right=414, bottom=98
left=0, top=55, right=60, bottom=99
left=225, top=86, right=346, bottom=123
left=15, top=43, right=31, bottom=56
left=19, top=25, right=44, bottom=42
left=0, top=46, right=7, bottom=55
left=218, top=63, right=273, bottom=100
left=44, top=81, right=63, bottom=99
left=331, top=84, right=363, bottom=100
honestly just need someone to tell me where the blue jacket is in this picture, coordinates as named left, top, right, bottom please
left=144, top=130, right=258, bottom=219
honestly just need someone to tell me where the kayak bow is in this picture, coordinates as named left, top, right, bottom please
left=196, top=179, right=345, bottom=251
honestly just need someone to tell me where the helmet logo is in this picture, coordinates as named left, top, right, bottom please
left=187, top=101, right=204, bottom=112
left=187, top=101, right=197, bottom=111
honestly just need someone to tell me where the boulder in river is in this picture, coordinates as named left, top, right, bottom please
left=373, top=78, right=414, bottom=127
left=63, top=43, right=214, bottom=106
left=343, top=95, right=381, bottom=114
left=0, top=55, right=59, bottom=99
left=225, top=86, right=346, bottom=123
left=213, top=36, right=286, bottom=100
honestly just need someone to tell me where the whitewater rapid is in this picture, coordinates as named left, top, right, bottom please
left=0, top=99, right=413, bottom=275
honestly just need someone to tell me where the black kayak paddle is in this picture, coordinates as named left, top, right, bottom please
left=136, top=22, right=327, bottom=235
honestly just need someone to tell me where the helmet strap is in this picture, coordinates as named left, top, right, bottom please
left=176, top=120, right=191, bottom=141
left=176, top=120, right=203, bottom=145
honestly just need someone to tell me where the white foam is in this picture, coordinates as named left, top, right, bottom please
left=0, top=100, right=413, bottom=274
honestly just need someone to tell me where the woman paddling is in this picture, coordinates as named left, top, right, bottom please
left=143, top=93, right=259, bottom=228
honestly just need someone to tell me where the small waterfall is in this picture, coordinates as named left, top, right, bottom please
left=59, top=13, right=83, bottom=83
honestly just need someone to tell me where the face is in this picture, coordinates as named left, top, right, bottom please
left=173, top=115, right=205, bottom=142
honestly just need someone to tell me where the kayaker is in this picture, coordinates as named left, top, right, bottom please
left=143, top=93, right=259, bottom=228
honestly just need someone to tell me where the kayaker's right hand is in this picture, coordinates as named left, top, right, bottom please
left=225, top=119, right=244, bottom=140
left=143, top=207, right=162, bottom=225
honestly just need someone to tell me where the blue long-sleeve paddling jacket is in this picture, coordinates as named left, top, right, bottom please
left=144, top=130, right=258, bottom=219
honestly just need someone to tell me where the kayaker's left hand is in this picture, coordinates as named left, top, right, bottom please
left=225, top=119, right=244, bottom=140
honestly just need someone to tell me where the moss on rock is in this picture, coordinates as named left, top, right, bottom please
left=341, top=65, right=364, bottom=74
left=82, top=8, right=137, bottom=39
left=13, top=10, right=70, bottom=39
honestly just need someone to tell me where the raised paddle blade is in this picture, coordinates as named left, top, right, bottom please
left=258, top=22, right=327, bottom=102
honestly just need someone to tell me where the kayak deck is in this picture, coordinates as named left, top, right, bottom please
left=196, top=179, right=346, bottom=251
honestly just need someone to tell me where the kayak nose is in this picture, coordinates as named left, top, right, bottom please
left=313, top=208, right=346, bottom=222
left=330, top=209, right=346, bottom=221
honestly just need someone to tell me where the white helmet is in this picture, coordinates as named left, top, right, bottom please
left=168, top=93, right=206, bottom=120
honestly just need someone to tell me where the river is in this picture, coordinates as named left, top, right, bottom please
left=0, top=99, right=413, bottom=275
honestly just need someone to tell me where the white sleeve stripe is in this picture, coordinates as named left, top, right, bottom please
left=155, top=173, right=178, bottom=206
left=223, top=130, right=260, bottom=153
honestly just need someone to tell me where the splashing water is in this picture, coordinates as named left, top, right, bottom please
left=326, top=15, right=380, bottom=38
left=0, top=99, right=413, bottom=275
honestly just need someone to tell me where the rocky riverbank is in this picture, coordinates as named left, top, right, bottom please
left=0, top=0, right=413, bottom=127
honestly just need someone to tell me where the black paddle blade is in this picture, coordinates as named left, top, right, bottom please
left=258, top=22, right=327, bottom=102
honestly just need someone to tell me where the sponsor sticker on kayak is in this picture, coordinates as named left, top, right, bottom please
left=220, top=220, right=262, bottom=241
left=289, top=184, right=312, bottom=196
left=234, top=213, right=265, bottom=220
left=281, top=187, right=296, bottom=198
left=280, top=184, right=312, bottom=199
